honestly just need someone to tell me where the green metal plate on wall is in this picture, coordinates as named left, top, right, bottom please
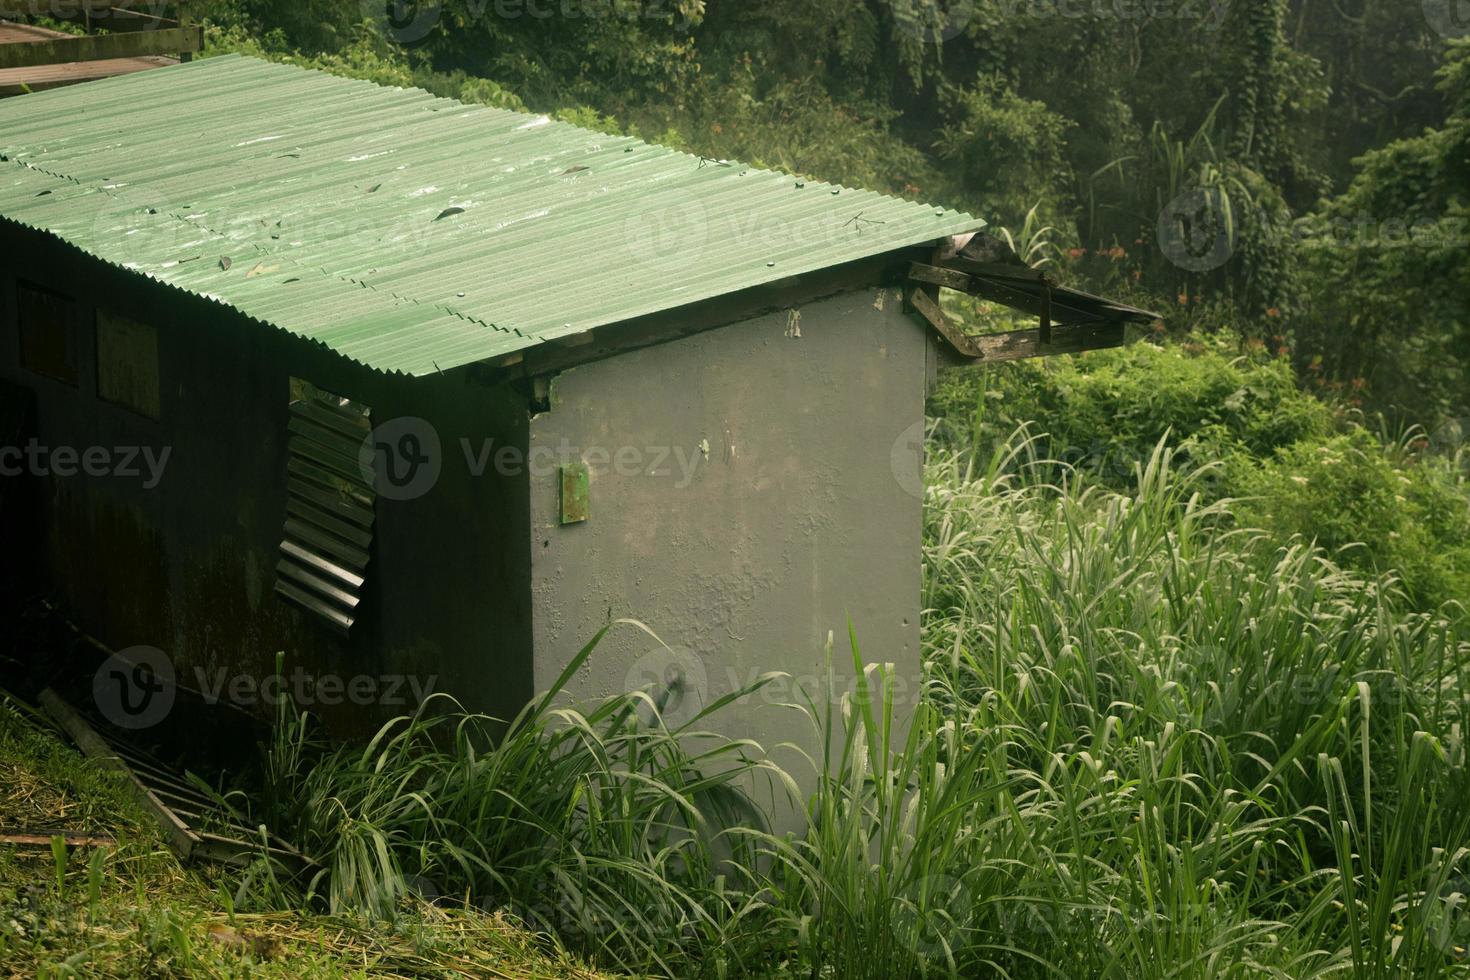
left=561, top=464, right=589, bottom=525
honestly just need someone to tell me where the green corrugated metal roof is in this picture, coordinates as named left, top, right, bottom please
left=0, top=54, right=983, bottom=376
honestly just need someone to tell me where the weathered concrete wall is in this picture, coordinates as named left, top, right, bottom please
left=0, top=227, right=534, bottom=732
left=526, top=287, right=927, bottom=808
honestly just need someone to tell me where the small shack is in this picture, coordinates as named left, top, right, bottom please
left=0, top=56, right=1152, bottom=754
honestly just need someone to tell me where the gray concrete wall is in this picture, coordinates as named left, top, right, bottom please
left=526, top=287, right=927, bottom=810
left=0, top=227, right=534, bottom=733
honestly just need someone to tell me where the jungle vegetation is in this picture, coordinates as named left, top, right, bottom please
left=13, top=2, right=1470, bottom=976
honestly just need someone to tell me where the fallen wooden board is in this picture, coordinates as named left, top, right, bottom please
left=38, top=688, right=202, bottom=859
left=0, top=830, right=116, bottom=848
left=36, top=688, right=315, bottom=874
left=0, top=19, right=176, bottom=96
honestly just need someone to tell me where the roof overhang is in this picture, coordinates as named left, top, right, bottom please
left=905, top=234, right=1161, bottom=365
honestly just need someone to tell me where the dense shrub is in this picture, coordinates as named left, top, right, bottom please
left=203, top=26, right=526, bottom=111
left=1235, top=428, right=1470, bottom=611
left=1294, top=40, right=1470, bottom=424
left=929, top=332, right=1334, bottom=494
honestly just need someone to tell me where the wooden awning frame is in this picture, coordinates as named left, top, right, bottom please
left=906, top=252, right=1160, bottom=363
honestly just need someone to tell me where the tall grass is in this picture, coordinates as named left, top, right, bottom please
left=240, top=627, right=787, bottom=974
left=917, top=429, right=1470, bottom=977
left=245, top=427, right=1470, bottom=978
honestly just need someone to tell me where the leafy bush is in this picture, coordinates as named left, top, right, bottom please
left=929, top=332, right=1334, bottom=495
left=1235, top=428, right=1470, bottom=612
left=934, top=75, right=1072, bottom=222
left=203, top=26, right=527, bottom=111
left=1294, top=39, right=1470, bottom=425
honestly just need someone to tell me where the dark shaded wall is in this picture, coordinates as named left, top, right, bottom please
left=0, top=225, right=534, bottom=732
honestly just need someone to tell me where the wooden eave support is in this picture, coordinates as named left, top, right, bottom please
left=908, top=287, right=1125, bottom=361
left=906, top=260, right=1155, bottom=363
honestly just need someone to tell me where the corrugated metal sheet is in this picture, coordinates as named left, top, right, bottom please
left=0, top=54, right=983, bottom=377
left=276, top=379, right=375, bottom=634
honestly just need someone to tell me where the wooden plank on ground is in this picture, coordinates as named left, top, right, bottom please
left=0, top=831, right=117, bottom=848
left=35, top=688, right=316, bottom=874
left=37, top=688, right=202, bottom=860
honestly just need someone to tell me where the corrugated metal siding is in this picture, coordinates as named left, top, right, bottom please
left=0, top=55, right=983, bottom=376
left=276, top=380, right=375, bottom=634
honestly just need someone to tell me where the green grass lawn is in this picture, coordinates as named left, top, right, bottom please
left=0, top=696, right=613, bottom=979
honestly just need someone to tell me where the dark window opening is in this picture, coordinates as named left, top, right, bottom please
left=96, top=310, right=161, bottom=421
left=17, top=282, right=78, bottom=385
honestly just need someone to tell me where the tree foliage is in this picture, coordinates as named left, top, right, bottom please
left=195, top=0, right=1470, bottom=421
